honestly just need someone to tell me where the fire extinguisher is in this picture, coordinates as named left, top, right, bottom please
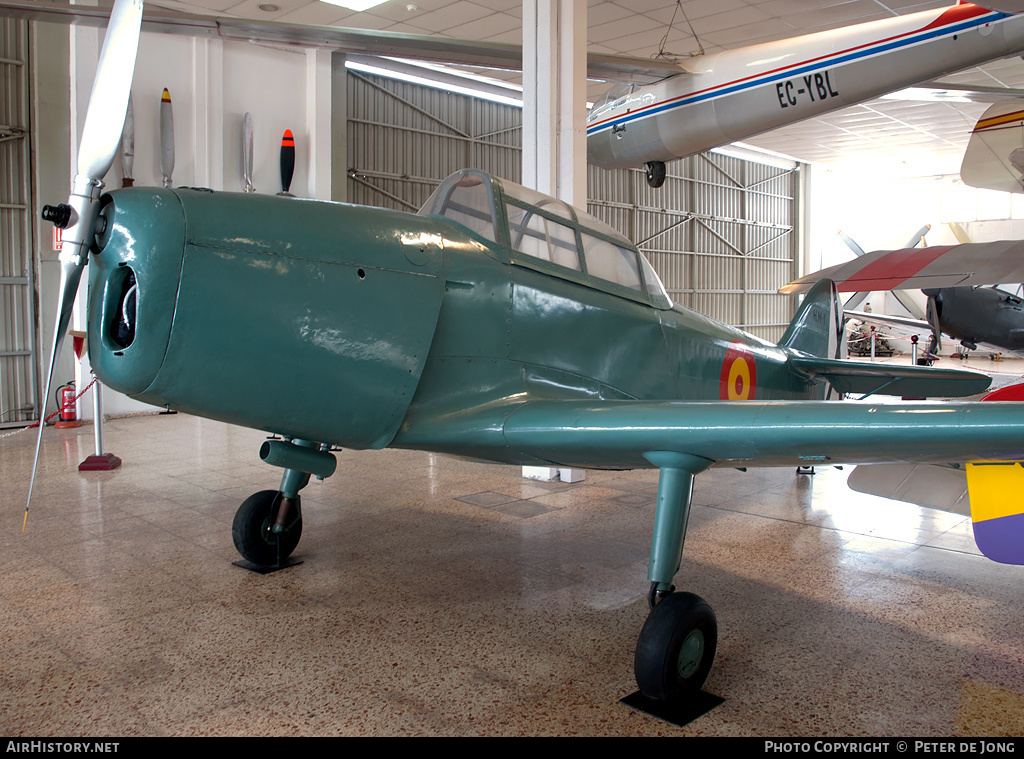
left=55, top=381, right=81, bottom=428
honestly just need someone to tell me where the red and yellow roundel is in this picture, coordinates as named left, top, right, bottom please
left=719, top=341, right=757, bottom=401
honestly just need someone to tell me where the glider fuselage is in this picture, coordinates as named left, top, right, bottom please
left=587, top=4, right=1024, bottom=170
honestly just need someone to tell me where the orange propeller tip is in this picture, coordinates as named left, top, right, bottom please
left=161, top=88, right=171, bottom=102
left=281, top=129, right=295, bottom=146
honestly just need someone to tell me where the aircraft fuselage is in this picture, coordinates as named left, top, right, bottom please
left=86, top=182, right=820, bottom=456
left=587, top=4, right=1024, bottom=170
left=926, top=285, right=1024, bottom=351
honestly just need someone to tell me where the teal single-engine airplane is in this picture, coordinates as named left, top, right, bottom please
left=30, top=0, right=1024, bottom=705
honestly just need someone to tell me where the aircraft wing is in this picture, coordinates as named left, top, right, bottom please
left=960, top=104, right=1024, bottom=193
left=846, top=459, right=1024, bottom=564
left=395, top=398, right=1024, bottom=471
left=847, top=462, right=971, bottom=514
left=780, top=240, right=1024, bottom=294
left=398, top=396, right=1024, bottom=564
left=0, top=1, right=682, bottom=83
left=894, top=82, right=1024, bottom=104
left=966, top=0, right=1024, bottom=11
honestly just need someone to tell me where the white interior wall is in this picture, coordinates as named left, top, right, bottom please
left=114, top=36, right=313, bottom=196
left=51, top=27, right=330, bottom=420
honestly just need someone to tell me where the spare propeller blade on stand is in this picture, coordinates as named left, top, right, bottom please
left=121, top=92, right=134, bottom=188
left=242, top=112, right=254, bottom=193
left=925, top=291, right=945, bottom=356
left=160, top=87, right=174, bottom=187
left=278, top=129, right=295, bottom=197
left=26, top=0, right=143, bottom=531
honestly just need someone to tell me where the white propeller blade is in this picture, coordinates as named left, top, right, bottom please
left=26, top=0, right=144, bottom=529
left=121, top=92, right=134, bottom=187
left=243, top=112, right=254, bottom=193
left=77, top=0, right=143, bottom=181
left=160, top=87, right=174, bottom=187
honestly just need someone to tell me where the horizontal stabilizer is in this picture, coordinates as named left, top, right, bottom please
left=965, top=461, right=1024, bottom=564
left=960, top=104, right=1024, bottom=193
left=786, top=356, right=990, bottom=397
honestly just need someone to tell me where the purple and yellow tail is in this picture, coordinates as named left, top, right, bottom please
left=966, top=461, right=1024, bottom=565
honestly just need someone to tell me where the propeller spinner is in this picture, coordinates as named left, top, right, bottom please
left=27, top=0, right=144, bottom=528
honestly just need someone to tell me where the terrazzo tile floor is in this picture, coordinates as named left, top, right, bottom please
left=2, top=406, right=1024, bottom=736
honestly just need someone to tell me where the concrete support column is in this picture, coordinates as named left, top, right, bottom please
left=521, top=0, right=587, bottom=483
left=330, top=52, right=348, bottom=203
left=522, top=0, right=587, bottom=205
left=192, top=37, right=224, bottom=193
left=306, top=48, right=333, bottom=201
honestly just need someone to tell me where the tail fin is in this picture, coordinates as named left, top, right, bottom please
left=778, top=278, right=842, bottom=358
left=966, top=462, right=1024, bottom=565
left=960, top=104, right=1024, bottom=194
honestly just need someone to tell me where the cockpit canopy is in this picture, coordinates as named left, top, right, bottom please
left=587, top=83, right=634, bottom=125
left=419, top=169, right=672, bottom=309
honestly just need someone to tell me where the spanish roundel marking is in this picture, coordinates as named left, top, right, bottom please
left=719, top=341, right=757, bottom=401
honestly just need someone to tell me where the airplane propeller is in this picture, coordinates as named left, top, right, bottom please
left=242, top=112, right=254, bottom=193
left=121, top=92, right=134, bottom=188
left=839, top=226, right=930, bottom=318
left=925, top=289, right=944, bottom=353
left=160, top=87, right=174, bottom=187
left=279, top=129, right=295, bottom=197
left=26, top=0, right=144, bottom=528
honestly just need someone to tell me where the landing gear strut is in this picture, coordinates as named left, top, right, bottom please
left=645, top=161, right=667, bottom=188
left=633, top=452, right=720, bottom=708
left=232, top=437, right=336, bottom=571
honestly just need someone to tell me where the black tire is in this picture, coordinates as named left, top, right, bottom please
left=232, top=490, right=302, bottom=566
left=634, top=591, right=717, bottom=701
left=645, top=161, right=667, bottom=188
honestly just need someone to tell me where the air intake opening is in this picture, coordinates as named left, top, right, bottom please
left=110, top=266, right=137, bottom=349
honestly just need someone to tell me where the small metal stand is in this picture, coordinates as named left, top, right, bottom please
left=620, top=689, right=724, bottom=727
left=79, top=378, right=121, bottom=471
left=232, top=557, right=303, bottom=574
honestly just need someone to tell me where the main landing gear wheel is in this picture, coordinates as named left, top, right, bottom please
left=232, top=490, right=302, bottom=567
left=645, top=160, right=667, bottom=188
left=635, top=591, right=717, bottom=702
